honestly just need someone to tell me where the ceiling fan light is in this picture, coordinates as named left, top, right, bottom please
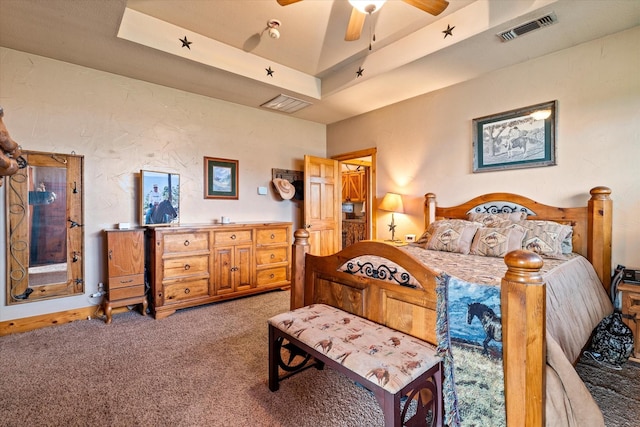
left=349, top=0, right=386, bottom=14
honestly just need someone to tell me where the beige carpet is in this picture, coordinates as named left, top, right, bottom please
left=0, top=290, right=638, bottom=427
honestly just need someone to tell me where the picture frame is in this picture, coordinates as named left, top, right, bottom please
left=204, top=157, right=238, bottom=199
left=472, top=100, right=557, bottom=173
left=140, top=170, right=180, bottom=226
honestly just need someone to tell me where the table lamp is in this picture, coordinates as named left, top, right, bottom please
left=378, top=192, right=404, bottom=242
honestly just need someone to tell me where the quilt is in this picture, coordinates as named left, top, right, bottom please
left=436, top=274, right=505, bottom=427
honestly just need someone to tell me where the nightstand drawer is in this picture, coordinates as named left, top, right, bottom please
left=256, top=266, right=288, bottom=286
left=163, top=232, right=209, bottom=253
left=109, top=284, right=145, bottom=300
left=163, top=255, right=209, bottom=279
left=164, top=279, right=209, bottom=303
left=256, top=228, right=288, bottom=245
left=108, top=274, right=145, bottom=289
left=214, top=230, right=252, bottom=245
left=256, top=247, right=288, bottom=266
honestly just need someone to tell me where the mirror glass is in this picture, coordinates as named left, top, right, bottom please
left=6, top=151, right=84, bottom=304
left=28, top=165, right=68, bottom=287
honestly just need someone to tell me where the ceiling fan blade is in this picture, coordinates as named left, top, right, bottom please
left=402, top=0, right=449, bottom=16
left=277, top=0, right=303, bottom=6
left=345, top=8, right=366, bottom=41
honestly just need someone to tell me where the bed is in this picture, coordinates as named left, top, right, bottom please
left=289, top=186, right=613, bottom=427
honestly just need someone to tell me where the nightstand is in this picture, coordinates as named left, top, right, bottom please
left=103, top=229, right=148, bottom=324
left=618, top=281, right=640, bottom=361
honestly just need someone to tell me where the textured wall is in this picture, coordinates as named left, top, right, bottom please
left=327, top=27, right=640, bottom=267
left=0, top=47, right=326, bottom=321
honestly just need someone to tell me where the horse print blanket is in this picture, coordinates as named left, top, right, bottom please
left=436, top=274, right=505, bottom=427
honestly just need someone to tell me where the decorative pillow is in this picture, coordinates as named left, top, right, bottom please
left=416, top=219, right=482, bottom=244
left=425, top=221, right=482, bottom=254
left=467, top=211, right=527, bottom=227
left=470, top=226, right=526, bottom=258
left=561, top=229, right=574, bottom=254
left=512, top=220, right=573, bottom=259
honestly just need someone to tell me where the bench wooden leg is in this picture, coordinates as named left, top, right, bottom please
left=268, top=324, right=279, bottom=392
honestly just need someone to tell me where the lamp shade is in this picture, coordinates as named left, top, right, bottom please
left=378, top=192, right=404, bottom=214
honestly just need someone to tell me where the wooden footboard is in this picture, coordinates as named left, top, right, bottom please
left=291, top=186, right=612, bottom=427
left=292, top=232, right=439, bottom=345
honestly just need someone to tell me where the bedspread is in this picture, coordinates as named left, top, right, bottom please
left=339, top=246, right=612, bottom=427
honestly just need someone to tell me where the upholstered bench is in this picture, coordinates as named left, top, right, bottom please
left=268, top=304, right=443, bottom=427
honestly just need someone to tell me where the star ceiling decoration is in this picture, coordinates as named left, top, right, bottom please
left=356, top=67, right=364, bottom=78
left=266, top=66, right=274, bottom=77
left=179, top=36, right=192, bottom=49
left=443, top=24, right=455, bottom=39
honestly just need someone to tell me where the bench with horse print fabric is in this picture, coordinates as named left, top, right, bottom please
left=268, top=304, right=443, bottom=427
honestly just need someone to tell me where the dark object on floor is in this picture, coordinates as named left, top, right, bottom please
left=584, top=312, right=634, bottom=370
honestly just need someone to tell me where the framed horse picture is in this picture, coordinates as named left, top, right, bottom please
left=472, top=100, right=557, bottom=172
left=140, top=170, right=180, bottom=226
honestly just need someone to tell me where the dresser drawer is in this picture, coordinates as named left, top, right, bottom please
left=163, top=279, right=209, bottom=304
left=256, top=228, right=288, bottom=245
left=108, top=273, right=144, bottom=290
left=255, top=247, right=288, bottom=266
left=109, top=284, right=145, bottom=300
left=163, top=255, right=209, bottom=279
left=256, top=266, right=289, bottom=286
left=163, top=232, right=209, bottom=253
left=214, top=230, right=252, bottom=245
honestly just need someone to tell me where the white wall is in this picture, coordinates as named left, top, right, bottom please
left=328, top=27, right=640, bottom=268
left=0, top=47, right=326, bottom=321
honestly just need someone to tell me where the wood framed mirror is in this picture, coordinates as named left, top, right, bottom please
left=5, top=150, right=84, bottom=304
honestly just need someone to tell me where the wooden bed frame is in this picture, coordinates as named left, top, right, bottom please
left=290, top=186, right=612, bottom=427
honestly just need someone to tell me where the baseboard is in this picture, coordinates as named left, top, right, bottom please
left=0, top=305, right=100, bottom=336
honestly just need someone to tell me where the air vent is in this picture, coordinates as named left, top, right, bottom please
left=497, top=12, right=558, bottom=42
left=261, top=94, right=312, bottom=113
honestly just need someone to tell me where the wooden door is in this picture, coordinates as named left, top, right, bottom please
left=214, top=246, right=234, bottom=295
left=213, top=245, right=252, bottom=294
left=304, top=155, right=341, bottom=256
left=235, top=245, right=253, bottom=291
left=106, top=230, right=144, bottom=277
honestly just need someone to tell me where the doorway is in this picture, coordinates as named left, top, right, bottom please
left=332, top=148, right=377, bottom=249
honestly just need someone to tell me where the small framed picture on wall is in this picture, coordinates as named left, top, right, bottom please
left=204, top=157, right=239, bottom=199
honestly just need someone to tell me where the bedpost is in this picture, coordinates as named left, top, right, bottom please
left=424, top=193, right=436, bottom=231
left=588, top=186, right=612, bottom=293
left=502, top=250, right=545, bottom=427
left=291, top=228, right=310, bottom=310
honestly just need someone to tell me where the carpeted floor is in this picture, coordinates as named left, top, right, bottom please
left=0, top=290, right=638, bottom=427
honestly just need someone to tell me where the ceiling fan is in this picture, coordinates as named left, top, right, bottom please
left=277, top=0, right=449, bottom=41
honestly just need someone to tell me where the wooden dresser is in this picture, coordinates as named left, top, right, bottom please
left=103, top=229, right=148, bottom=324
left=147, top=222, right=292, bottom=319
left=618, top=281, right=640, bottom=361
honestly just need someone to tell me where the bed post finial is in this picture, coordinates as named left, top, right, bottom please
left=424, top=193, right=437, bottom=231
left=502, top=249, right=545, bottom=427
left=588, top=186, right=612, bottom=292
left=291, top=229, right=310, bottom=310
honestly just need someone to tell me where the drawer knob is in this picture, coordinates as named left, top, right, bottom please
left=184, top=288, right=190, bottom=294
left=119, top=279, right=133, bottom=284
left=270, top=234, right=275, bottom=239
left=270, top=254, right=275, bottom=259
left=184, top=240, right=190, bottom=246
left=270, top=273, right=275, bottom=279
left=184, top=264, right=190, bottom=270
left=230, top=234, right=237, bottom=240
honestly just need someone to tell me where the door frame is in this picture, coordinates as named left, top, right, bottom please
left=331, top=148, right=377, bottom=241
